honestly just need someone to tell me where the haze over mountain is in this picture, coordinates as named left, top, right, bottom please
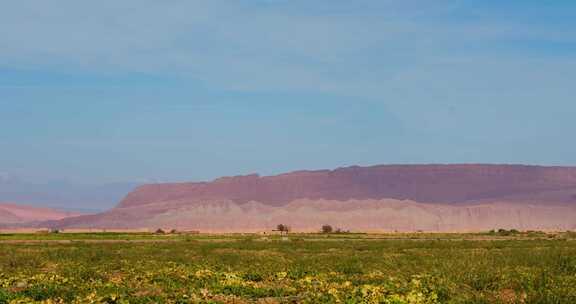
left=0, top=203, right=82, bottom=228
left=49, top=164, right=576, bottom=232
left=0, top=179, right=139, bottom=212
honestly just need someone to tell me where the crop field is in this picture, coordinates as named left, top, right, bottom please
left=1, top=232, right=576, bottom=303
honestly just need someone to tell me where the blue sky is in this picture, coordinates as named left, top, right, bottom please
left=1, top=0, right=575, bottom=185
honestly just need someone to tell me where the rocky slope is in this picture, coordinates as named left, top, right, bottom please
left=50, top=164, right=576, bottom=232
left=53, top=199, right=576, bottom=232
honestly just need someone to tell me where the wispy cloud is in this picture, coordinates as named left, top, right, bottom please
left=2, top=0, right=573, bottom=94
left=1, top=1, right=575, bottom=185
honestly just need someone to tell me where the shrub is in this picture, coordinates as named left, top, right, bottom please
left=276, top=224, right=289, bottom=234
left=321, top=225, right=333, bottom=234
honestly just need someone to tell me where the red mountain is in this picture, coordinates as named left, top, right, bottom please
left=120, top=164, right=576, bottom=208
left=51, top=164, right=576, bottom=232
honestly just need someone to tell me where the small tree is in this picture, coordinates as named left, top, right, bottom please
left=321, top=225, right=333, bottom=234
left=276, top=224, right=289, bottom=235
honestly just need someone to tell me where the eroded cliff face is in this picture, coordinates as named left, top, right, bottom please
left=52, top=199, right=576, bottom=232
left=118, top=165, right=576, bottom=208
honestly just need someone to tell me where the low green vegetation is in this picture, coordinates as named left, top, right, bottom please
left=0, top=232, right=575, bottom=303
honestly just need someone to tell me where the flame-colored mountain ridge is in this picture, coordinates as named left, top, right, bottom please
left=45, top=164, right=576, bottom=232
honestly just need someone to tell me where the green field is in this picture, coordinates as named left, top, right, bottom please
left=1, top=233, right=576, bottom=303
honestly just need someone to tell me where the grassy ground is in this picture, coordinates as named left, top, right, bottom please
left=1, top=233, right=575, bottom=303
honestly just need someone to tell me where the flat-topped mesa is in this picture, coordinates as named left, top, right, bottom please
left=117, top=164, right=576, bottom=208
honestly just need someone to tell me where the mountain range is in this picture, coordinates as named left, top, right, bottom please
left=36, top=164, right=576, bottom=232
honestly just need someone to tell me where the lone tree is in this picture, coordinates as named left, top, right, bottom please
left=321, top=225, right=333, bottom=234
left=276, top=224, right=290, bottom=235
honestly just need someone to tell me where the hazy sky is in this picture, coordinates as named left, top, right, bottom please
left=1, top=0, right=575, bottom=184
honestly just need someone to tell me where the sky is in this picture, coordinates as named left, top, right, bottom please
left=1, top=0, right=576, bottom=190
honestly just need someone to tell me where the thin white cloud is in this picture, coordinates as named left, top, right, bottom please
left=0, top=0, right=574, bottom=125
left=1, top=0, right=572, bottom=94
